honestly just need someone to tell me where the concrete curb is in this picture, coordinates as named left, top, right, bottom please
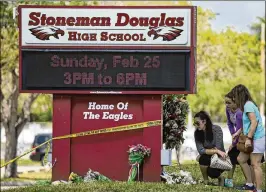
left=17, top=168, right=47, bottom=175
left=1, top=167, right=50, bottom=186
left=1, top=186, right=25, bottom=191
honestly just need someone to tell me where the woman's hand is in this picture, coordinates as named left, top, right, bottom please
left=245, top=139, right=252, bottom=148
left=228, top=144, right=233, bottom=152
left=217, top=150, right=227, bottom=159
left=232, top=132, right=239, bottom=142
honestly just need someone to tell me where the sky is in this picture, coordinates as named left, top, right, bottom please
left=191, top=1, right=265, bottom=33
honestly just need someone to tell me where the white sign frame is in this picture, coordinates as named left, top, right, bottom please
left=19, top=6, right=196, bottom=49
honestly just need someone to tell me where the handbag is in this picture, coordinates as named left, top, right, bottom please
left=210, top=154, right=232, bottom=171
left=236, top=121, right=258, bottom=154
left=236, top=133, right=253, bottom=153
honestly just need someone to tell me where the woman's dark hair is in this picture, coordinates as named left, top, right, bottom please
left=225, top=91, right=234, bottom=101
left=231, top=84, right=257, bottom=111
left=194, top=111, right=213, bottom=144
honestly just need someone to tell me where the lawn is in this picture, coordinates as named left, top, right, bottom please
left=1, top=171, right=52, bottom=182
left=1, top=159, right=40, bottom=167
left=3, top=161, right=265, bottom=192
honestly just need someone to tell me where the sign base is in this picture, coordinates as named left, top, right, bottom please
left=52, top=94, right=162, bottom=182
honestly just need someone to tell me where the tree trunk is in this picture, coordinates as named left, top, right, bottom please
left=4, top=127, right=18, bottom=178
left=3, top=119, right=27, bottom=178
left=175, top=145, right=182, bottom=170
left=4, top=70, right=19, bottom=178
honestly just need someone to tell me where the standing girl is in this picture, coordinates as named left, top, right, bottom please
left=224, top=91, right=253, bottom=187
left=232, top=84, right=265, bottom=192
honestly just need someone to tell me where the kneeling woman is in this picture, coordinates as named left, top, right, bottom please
left=194, top=111, right=227, bottom=186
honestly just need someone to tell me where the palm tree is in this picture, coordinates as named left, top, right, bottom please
left=250, top=16, right=265, bottom=40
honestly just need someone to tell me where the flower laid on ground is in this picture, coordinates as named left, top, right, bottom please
left=49, top=170, right=111, bottom=186
left=84, top=169, right=112, bottom=182
left=161, top=170, right=199, bottom=185
left=68, top=172, right=83, bottom=183
left=127, top=144, right=151, bottom=182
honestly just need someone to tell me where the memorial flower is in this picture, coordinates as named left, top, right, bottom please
left=127, top=144, right=151, bottom=182
left=84, top=169, right=111, bottom=182
left=161, top=170, right=198, bottom=185
left=68, top=172, right=83, bottom=183
left=68, top=169, right=111, bottom=183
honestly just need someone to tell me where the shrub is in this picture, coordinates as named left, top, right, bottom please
left=163, top=94, right=189, bottom=149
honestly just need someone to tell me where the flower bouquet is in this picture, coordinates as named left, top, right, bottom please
left=161, top=170, right=199, bottom=185
left=84, top=169, right=112, bottom=182
left=68, top=172, right=83, bottom=183
left=127, top=144, right=151, bottom=182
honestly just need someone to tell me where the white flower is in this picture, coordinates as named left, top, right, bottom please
left=161, top=171, right=198, bottom=185
left=179, top=170, right=190, bottom=177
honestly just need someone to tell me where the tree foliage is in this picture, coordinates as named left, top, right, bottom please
left=250, top=16, right=265, bottom=41
left=187, top=10, right=263, bottom=121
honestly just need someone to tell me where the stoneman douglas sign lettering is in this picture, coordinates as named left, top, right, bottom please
left=19, top=6, right=192, bottom=47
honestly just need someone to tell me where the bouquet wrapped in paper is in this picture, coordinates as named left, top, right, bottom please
left=161, top=170, right=199, bottom=185
left=68, top=172, right=83, bottom=183
left=84, top=169, right=111, bottom=182
left=127, top=144, right=151, bottom=182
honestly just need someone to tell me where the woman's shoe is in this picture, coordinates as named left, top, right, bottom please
left=253, top=189, right=265, bottom=192
left=235, top=184, right=255, bottom=190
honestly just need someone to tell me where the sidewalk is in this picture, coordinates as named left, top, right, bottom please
left=0, top=180, right=36, bottom=191
left=1, top=186, right=26, bottom=191
left=0, top=166, right=45, bottom=191
left=1, top=166, right=44, bottom=178
left=1, top=180, right=36, bottom=186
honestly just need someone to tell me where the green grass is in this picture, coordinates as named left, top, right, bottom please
left=1, top=182, right=241, bottom=192
left=0, top=171, right=52, bottom=182
left=2, top=161, right=266, bottom=192
left=1, top=159, right=40, bottom=167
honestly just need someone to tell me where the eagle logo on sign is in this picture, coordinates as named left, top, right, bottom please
left=29, top=26, right=65, bottom=41
left=147, top=26, right=183, bottom=41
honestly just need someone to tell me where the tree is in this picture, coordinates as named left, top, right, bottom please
left=163, top=94, right=189, bottom=168
left=250, top=16, right=265, bottom=41
left=30, top=94, right=53, bottom=122
left=1, top=0, right=98, bottom=178
left=1, top=2, right=39, bottom=177
left=187, top=10, right=263, bottom=121
left=250, top=16, right=265, bottom=115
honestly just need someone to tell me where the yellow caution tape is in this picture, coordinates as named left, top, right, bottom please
left=0, top=139, right=52, bottom=168
left=43, top=140, right=51, bottom=166
left=0, top=120, right=161, bottom=168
